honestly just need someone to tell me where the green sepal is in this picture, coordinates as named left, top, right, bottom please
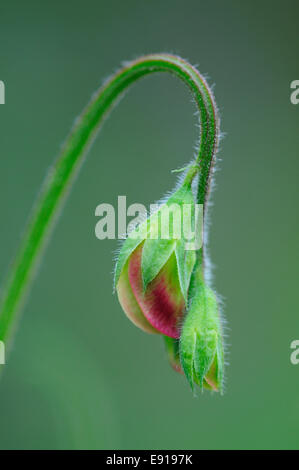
left=116, top=179, right=196, bottom=292
left=180, top=272, right=224, bottom=392
left=179, top=330, right=196, bottom=390
left=193, top=329, right=217, bottom=389
left=175, top=241, right=196, bottom=302
left=141, top=181, right=195, bottom=291
left=215, top=335, right=224, bottom=394
left=142, top=239, right=175, bottom=291
left=114, top=236, right=144, bottom=289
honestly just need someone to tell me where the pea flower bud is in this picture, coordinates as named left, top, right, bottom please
left=115, top=169, right=198, bottom=338
left=180, top=265, right=224, bottom=392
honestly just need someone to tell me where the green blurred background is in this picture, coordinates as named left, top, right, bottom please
left=0, top=0, right=298, bottom=450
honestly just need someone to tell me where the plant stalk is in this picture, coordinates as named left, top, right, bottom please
left=0, top=53, right=219, bottom=359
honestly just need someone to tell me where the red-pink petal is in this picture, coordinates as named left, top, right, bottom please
left=128, top=245, right=185, bottom=338
left=117, top=261, right=160, bottom=334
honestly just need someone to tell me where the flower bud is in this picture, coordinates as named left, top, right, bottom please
left=165, top=336, right=220, bottom=391
left=115, top=174, right=197, bottom=338
left=180, top=270, right=224, bottom=392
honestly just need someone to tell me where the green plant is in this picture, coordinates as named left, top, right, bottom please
left=0, top=54, right=224, bottom=392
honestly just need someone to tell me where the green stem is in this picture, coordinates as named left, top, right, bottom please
left=0, top=53, right=219, bottom=353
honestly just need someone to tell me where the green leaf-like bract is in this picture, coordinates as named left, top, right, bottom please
left=115, top=180, right=196, bottom=293
left=180, top=272, right=224, bottom=392
left=175, top=241, right=196, bottom=303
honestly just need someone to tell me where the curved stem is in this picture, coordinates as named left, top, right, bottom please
left=0, top=53, right=219, bottom=351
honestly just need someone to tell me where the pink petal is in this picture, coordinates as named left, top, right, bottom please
left=128, top=246, right=185, bottom=338
left=117, top=261, right=160, bottom=334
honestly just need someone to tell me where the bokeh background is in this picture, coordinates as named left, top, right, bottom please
left=0, top=0, right=298, bottom=450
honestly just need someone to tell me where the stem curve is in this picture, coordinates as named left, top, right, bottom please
left=0, top=53, right=219, bottom=353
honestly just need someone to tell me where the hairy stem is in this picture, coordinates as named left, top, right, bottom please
left=0, top=53, right=219, bottom=354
